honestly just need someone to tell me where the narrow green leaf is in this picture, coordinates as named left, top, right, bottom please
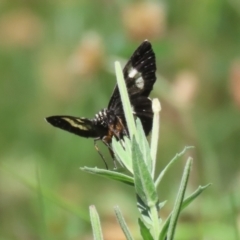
left=81, top=167, right=134, bottom=186
left=159, top=183, right=211, bottom=240
left=132, top=136, right=158, bottom=207
left=132, top=136, right=161, bottom=238
left=181, top=184, right=211, bottom=209
left=136, top=118, right=152, bottom=172
left=155, top=146, right=194, bottom=187
left=114, top=206, right=134, bottom=240
left=166, top=158, right=192, bottom=240
left=89, top=205, right=104, bottom=240
left=112, top=137, right=133, bottom=173
left=158, top=200, right=167, bottom=210
left=115, top=61, right=137, bottom=139
left=138, top=218, right=154, bottom=240
left=123, top=136, right=132, bottom=154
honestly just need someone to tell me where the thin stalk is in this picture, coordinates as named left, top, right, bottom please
left=151, top=98, right=161, bottom=178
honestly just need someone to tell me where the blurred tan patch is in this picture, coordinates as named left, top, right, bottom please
left=68, top=32, right=105, bottom=77
left=40, top=54, right=76, bottom=102
left=229, top=60, right=240, bottom=109
left=58, top=182, right=83, bottom=203
left=122, top=2, right=166, bottom=41
left=102, top=217, right=130, bottom=240
left=171, top=71, right=199, bottom=109
left=0, top=9, right=44, bottom=48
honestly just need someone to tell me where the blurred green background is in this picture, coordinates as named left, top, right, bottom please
left=0, top=0, right=240, bottom=239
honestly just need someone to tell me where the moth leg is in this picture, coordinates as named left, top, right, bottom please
left=115, top=116, right=128, bottom=149
left=102, top=136, right=118, bottom=170
left=94, top=138, right=108, bottom=169
left=108, top=147, right=117, bottom=169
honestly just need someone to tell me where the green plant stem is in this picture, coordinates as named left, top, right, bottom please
left=150, top=204, right=160, bottom=240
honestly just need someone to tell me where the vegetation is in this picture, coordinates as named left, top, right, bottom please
left=0, top=1, right=239, bottom=239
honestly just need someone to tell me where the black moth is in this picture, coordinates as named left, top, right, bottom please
left=46, top=40, right=156, bottom=168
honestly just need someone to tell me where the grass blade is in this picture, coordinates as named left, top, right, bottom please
left=89, top=205, right=104, bottom=240
left=159, top=183, right=211, bottom=240
left=166, top=158, right=192, bottom=240
left=114, top=206, right=134, bottom=240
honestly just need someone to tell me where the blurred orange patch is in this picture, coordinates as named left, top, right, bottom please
left=102, top=217, right=131, bottom=240
left=0, top=9, right=44, bottom=48
left=122, top=2, right=166, bottom=41
left=68, top=32, right=105, bottom=77
left=171, top=70, right=199, bottom=109
left=229, top=60, right=240, bottom=109
left=40, top=55, right=75, bottom=102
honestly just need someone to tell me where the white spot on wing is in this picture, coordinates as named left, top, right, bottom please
left=135, top=77, right=144, bottom=89
left=128, top=67, right=138, bottom=78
